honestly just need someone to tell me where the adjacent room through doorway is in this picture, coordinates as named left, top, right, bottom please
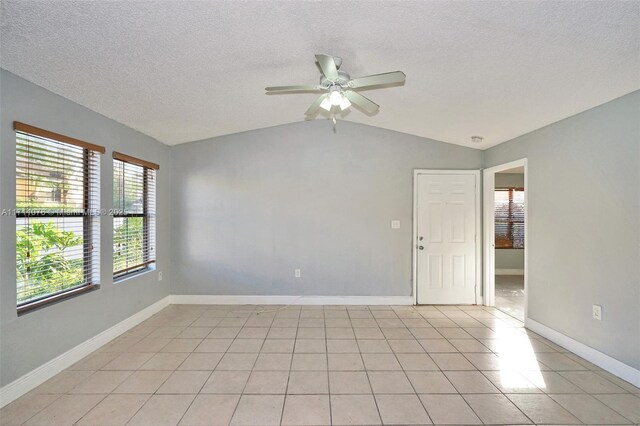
left=494, top=166, right=525, bottom=320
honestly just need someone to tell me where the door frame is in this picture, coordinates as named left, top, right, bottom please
left=412, top=169, right=482, bottom=305
left=482, top=158, right=528, bottom=317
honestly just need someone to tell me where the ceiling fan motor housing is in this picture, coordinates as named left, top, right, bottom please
left=320, top=70, right=351, bottom=88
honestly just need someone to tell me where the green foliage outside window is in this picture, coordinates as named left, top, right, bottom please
left=16, top=221, right=84, bottom=304
left=113, top=216, right=145, bottom=274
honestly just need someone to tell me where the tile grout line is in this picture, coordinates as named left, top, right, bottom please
left=360, top=306, right=385, bottom=425
left=132, top=309, right=200, bottom=425
left=385, top=305, right=436, bottom=425
left=173, top=312, right=218, bottom=426
left=278, top=305, right=299, bottom=426
left=324, top=306, right=332, bottom=426
left=228, top=304, right=276, bottom=425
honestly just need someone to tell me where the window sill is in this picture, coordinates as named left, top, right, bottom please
left=113, top=266, right=154, bottom=283
left=17, top=284, right=100, bottom=316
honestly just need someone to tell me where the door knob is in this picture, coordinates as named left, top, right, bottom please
left=418, top=246, right=424, bottom=250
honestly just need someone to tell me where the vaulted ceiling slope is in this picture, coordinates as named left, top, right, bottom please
left=1, top=1, right=638, bottom=148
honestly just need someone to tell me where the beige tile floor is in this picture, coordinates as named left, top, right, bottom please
left=495, top=275, right=525, bottom=321
left=2, top=304, right=639, bottom=426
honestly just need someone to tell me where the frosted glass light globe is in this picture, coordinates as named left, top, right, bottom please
left=329, top=91, right=343, bottom=106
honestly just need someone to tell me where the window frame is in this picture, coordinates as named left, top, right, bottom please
left=494, top=186, right=525, bottom=250
left=112, top=152, right=159, bottom=280
left=14, top=122, right=104, bottom=315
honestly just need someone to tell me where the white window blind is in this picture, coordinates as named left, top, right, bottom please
left=15, top=123, right=102, bottom=310
left=113, top=153, right=157, bottom=278
left=495, top=187, right=525, bottom=249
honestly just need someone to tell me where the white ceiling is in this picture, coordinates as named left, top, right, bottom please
left=1, top=1, right=638, bottom=148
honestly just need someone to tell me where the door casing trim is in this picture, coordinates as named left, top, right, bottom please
left=412, top=169, right=482, bottom=305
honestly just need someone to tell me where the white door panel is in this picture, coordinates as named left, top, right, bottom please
left=417, top=173, right=477, bottom=304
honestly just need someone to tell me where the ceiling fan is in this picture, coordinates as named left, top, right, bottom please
left=265, top=54, right=406, bottom=117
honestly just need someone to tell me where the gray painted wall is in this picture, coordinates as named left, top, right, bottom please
left=0, top=70, right=172, bottom=385
left=495, top=250, right=524, bottom=271
left=484, top=90, right=640, bottom=370
left=495, top=173, right=525, bottom=271
left=170, top=121, right=483, bottom=297
left=495, top=173, right=524, bottom=188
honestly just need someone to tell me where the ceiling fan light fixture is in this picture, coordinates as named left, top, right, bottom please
left=320, top=96, right=332, bottom=111
left=329, top=90, right=343, bottom=106
left=339, top=96, right=351, bottom=111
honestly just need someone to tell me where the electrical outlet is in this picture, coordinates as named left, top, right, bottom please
left=391, top=220, right=400, bottom=229
left=592, top=304, right=602, bottom=320
left=294, top=269, right=301, bottom=278
left=158, top=272, right=163, bottom=281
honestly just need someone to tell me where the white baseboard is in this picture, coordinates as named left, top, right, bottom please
left=495, top=268, right=524, bottom=275
left=169, top=295, right=415, bottom=306
left=0, top=296, right=170, bottom=408
left=525, top=317, right=640, bottom=388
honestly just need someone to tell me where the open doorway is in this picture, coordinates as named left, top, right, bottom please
left=494, top=168, right=525, bottom=319
left=483, top=159, right=527, bottom=321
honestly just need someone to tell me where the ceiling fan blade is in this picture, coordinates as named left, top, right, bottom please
left=265, top=85, right=323, bottom=92
left=305, top=94, right=329, bottom=116
left=344, top=90, right=379, bottom=114
left=349, top=71, right=406, bottom=89
left=315, top=54, right=339, bottom=81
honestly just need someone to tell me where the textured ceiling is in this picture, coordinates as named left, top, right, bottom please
left=1, top=1, right=639, bottom=148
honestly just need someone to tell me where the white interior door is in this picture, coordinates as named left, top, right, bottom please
left=416, top=173, right=477, bottom=304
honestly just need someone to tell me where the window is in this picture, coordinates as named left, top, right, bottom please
left=495, top=187, right=525, bottom=249
left=15, top=122, right=103, bottom=313
left=112, top=152, right=158, bottom=278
